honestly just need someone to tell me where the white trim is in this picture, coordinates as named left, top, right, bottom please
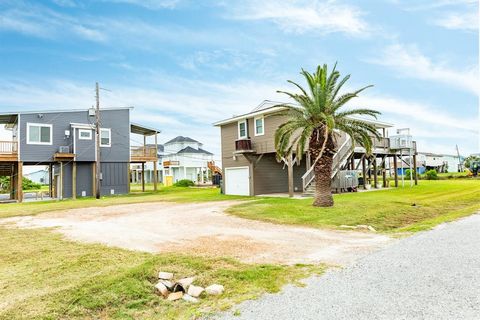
left=71, top=122, right=95, bottom=129
left=238, top=120, right=247, bottom=139
left=26, top=122, right=53, bottom=145
left=100, top=128, right=111, bottom=147
left=73, top=127, right=76, bottom=157
left=214, top=106, right=284, bottom=126
left=254, top=116, right=264, bottom=136
left=78, top=129, right=92, bottom=140
left=213, top=103, right=394, bottom=128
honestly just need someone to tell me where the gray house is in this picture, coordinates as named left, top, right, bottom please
left=0, top=107, right=159, bottom=202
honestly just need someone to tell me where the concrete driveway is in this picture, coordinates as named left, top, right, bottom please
left=0, top=201, right=391, bottom=265
left=218, top=214, right=480, bottom=320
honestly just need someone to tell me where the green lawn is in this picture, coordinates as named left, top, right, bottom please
left=0, top=227, right=323, bottom=319
left=227, top=180, right=480, bottom=232
left=0, top=186, right=244, bottom=219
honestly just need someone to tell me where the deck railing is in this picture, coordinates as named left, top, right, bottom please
left=235, top=139, right=254, bottom=152
left=130, top=146, right=157, bottom=160
left=0, top=141, right=18, bottom=154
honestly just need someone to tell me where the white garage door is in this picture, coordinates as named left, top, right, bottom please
left=225, top=167, right=250, bottom=196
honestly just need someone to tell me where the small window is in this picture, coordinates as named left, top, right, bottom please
left=254, top=117, right=264, bottom=136
left=238, top=120, right=247, bottom=139
left=27, top=123, right=52, bottom=145
left=100, top=128, right=111, bottom=147
left=78, top=129, right=92, bottom=140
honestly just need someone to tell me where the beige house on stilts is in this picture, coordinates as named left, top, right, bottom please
left=214, top=101, right=418, bottom=196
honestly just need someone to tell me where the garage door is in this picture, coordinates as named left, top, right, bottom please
left=225, top=167, right=250, bottom=196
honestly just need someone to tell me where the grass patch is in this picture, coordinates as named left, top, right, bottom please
left=0, top=227, right=324, bottom=319
left=227, top=180, right=480, bottom=232
left=0, top=187, right=246, bottom=219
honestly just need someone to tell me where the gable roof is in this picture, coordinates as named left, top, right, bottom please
left=213, top=100, right=393, bottom=129
left=176, top=146, right=213, bottom=155
left=165, top=136, right=199, bottom=144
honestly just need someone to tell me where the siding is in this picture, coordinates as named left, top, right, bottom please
left=253, top=153, right=306, bottom=195
left=220, top=122, right=253, bottom=194
left=74, top=128, right=95, bottom=161
left=19, top=109, right=130, bottom=163
left=76, top=162, right=93, bottom=197
left=100, top=162, right=128, bottom=195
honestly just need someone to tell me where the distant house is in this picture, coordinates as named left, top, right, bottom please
left=25, top=168, right=49, bottom=185
left=397, top=152, right=464, bottom=174
left=0, top=107, right=159, bottom=202
left=131, top=136, right=214, bottom=184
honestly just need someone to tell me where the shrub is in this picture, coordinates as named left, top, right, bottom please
left=173, top=179, right=194, bottom=187
left=424, top=169, right=438, bottom=180
left=0, top=177, right=41, bottom=192
left=404, top=169, right=417, bottom=179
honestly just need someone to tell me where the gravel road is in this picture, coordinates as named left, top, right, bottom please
left=219, top=214, right=480, bottom=320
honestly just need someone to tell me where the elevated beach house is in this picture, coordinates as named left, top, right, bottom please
left=214, top=101, right=418, bottom=196
left=0, top=107, right=159, bottom=202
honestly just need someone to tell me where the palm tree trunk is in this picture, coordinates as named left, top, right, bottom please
left=309, top=127, right=336, bottom=207
left=313, top=153, right=334, bottom=207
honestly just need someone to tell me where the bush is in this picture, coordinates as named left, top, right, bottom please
left=173, top=179, right=194, bottom=187
left=0, top=177, right=41, bottom=193
left=404, top=169, right=417, bottom=179
left=424, top=169, right=438, bottom=180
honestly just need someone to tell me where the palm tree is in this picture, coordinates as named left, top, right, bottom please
left=274, top=64, right=381, bottom=207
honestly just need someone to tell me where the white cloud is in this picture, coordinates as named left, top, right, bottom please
left=367, top=43, right=479, bottom=95
left=223, top=0, right=370, bottom=36
left=433, top=11, right=479, bottom=31
left=353, top=93, right=479, bottom=155
left=101, top=0, right=181, bottom=9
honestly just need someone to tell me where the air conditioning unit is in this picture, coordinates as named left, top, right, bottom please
left=88, top=108, right=95, bottom=116
left=58, top=146, right=70, bottom=153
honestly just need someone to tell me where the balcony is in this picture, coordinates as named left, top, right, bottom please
left=0, top=141, right=18, bottom=161
left=54, top=146, right=75, bottom=161
left=131, top=146, right=158, bottom=162
left=235, top=139, right=255, bottom=154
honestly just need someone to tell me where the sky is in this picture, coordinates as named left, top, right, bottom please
left=0, top=0, right=479, bottom=163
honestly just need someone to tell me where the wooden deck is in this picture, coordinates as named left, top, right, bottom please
left=130, top=146, right=158, bottom=162
left=0, top=141, right=18, bottom=162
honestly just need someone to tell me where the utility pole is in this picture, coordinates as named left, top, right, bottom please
left=95, top=82, right=101, bottom=199
left=456, top=144, right=463, bottom=172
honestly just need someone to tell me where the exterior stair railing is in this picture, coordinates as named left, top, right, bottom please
left=301, top=135, right=353, bottom=192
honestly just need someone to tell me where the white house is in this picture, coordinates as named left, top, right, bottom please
left=416, top=152, right=464, bottom=173
left=131, top=136, right=214, bottom=184
left=25, top=168, right=49, bottom=185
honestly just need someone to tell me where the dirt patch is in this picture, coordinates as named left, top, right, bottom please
left=0, top=201, right=394, bottom=265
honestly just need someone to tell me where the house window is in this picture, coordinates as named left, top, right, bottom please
left=78, top=129, right=92, bottom=140
left=254, top=117, right=264, bottom=136
left=100, top=128, right=111, bottom=147
left=238, top=120, right=247, bottom=139
left=27, top=123, right=52, bottom=145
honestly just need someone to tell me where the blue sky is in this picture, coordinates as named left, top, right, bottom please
left=0, top=0, right=478, bottom=161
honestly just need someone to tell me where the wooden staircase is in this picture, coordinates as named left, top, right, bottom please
left=301, top=135, right=353, bottom=197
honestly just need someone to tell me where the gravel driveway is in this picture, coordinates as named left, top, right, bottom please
left=0, top=201, right=391, bottom=265
left=219, top=213, right=480, bottom=320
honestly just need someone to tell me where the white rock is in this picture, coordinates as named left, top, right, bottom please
left=187, top=285, right=204, bottom=298
left=154, top=282, right=169, bottom=297
left=159, top=280, right=174, bottom=290
left=158, top=272, right=174, bottom=280
left=167, top=291, right=183, bottom=301
left=182, top=294, right=199, bottom=303
left=205, top=284, right=224, bottom=295
left=177, top=277, right=196, bottom=289
left=367, top=225, right=376, bottom=232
